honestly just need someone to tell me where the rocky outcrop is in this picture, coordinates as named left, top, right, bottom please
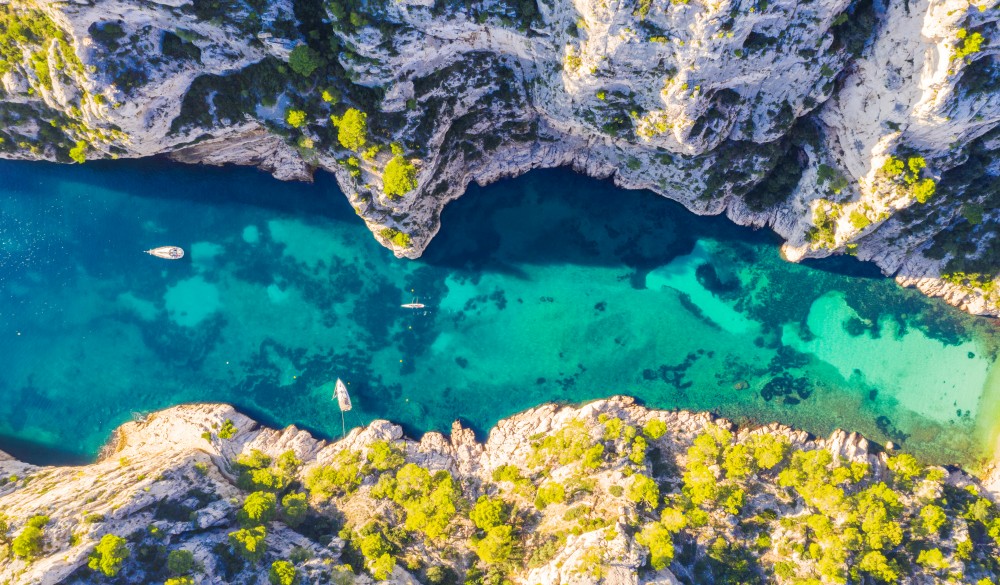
left=0, top=0, right=998, bottom=313
left=0, top=397, right=993, bottom=584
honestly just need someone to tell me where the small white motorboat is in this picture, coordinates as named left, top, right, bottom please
left=145, top=246, right=184, bottom=260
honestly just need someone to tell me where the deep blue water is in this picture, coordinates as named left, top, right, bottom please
left=1, top=159, right=999, bottom=466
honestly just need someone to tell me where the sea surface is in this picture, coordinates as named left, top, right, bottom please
left=2, top=159, right=999, bottom=467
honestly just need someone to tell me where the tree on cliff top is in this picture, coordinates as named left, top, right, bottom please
left=332, top=108, right=367, bottom=151
left=383, top=155, right=417, bottom=199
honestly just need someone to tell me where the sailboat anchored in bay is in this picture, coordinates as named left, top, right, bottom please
left=333, top=378, right=352, bottom=438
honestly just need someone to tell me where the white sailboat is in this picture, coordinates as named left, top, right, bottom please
left=334, top=378, right=352, bottom=411
left=401, top=298, right=425, bottom=309
left=145, top=246, right=184, bottom=260
left=333, top=378, right=351, bottom=437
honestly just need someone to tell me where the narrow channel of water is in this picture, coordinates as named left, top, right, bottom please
left=1, top=159, right=998, bottom=467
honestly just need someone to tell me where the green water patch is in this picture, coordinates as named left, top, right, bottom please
left=0, top=160, right=998, bottom=469
left=164, top=276, right=221, bottom=327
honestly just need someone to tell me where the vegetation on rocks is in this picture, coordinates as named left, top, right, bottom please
left=332, top=108, right=368, bottom=151
left=0, top=401, right=999, bottom=583
left=87, top=534, right=129, bottom=577
left=881, top=155, right=937, bottom=204
left=383, top=154, right=418, bottom=199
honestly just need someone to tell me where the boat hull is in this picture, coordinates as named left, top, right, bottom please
left=146, top=246, right=184, bottom=260
left=335, top=379, right=352, bottom=411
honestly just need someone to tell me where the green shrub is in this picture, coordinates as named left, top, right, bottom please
left=237, top=449, right=272, bottom=469
left=581, top=443, right=605, bottom=470
left=961, top=203, right=983, bottom=225
left=286, top=109, right=307, bottom=128
left=643, top=419, right=668, bottom=440
left=954, top=29, right=984, bottom=60
left=370, top=552, right=395, bottom=580
left=167, top=549, right=196, bottom=575
left=235, top=451, right=290, bottom=492
left=529, top=420, right=598, bottom=469
left=636, top=522, right=674, bottom=570
left=881, top=155, right=936, bottom=203
left=12, top=526, right=44, bottom=560
left=276, top=451, right=302, bottom=476
left=355, top=524, right=396, bottom=580
left=217, top=419, right=238, bottom=439
left=367, top=440, right=405, bottom=471
left=68, top=141, right=87, bottom=163
left=534, top=482, right=566, bottom=510
left=470, top=496, right=507, bottom=531
left=383, top=155, right=418, bottom=198
left=602, top=416, right=623, bottom=440
left=492, top=465, right=524, bottom=483
left=229, top=526, right=267, bottom=562
left=305, top=450, right=362, bottom=498
left=919, top=504, right=947, bottom=534
left=162, top=31, right=201, bottom=61
left=887, top=454, right=923, bottom=488
left=916, top=548, right=948, bottom=571
left=626, top=474, right=659, bottom=509
left=287, top=44, right=324, bottom=76
left=332, top=108, right=367, bottom=151
left=747, top=434, right=789, bottom=470
left=372, top=464, right=459, bottom=540
left=240, top=468, right=289, bottom=492
left=858, top=550, right=900, bottom=582
left=629, top=436, right=648, bottom=465
left=849, top=209, right=871, bottom=230
left=240, top=491, right=277, bottom=526
left=269, top=559, right=299, bottom=585
left=378, top=228, right=412, bottom=248
left=722, top=444, right=755, bottom=481
left=912, top=178, right=936, bottom=203
left=87, top=534, right=130, bottom=577
left=26, top=515, right=49, bottom=529
left=281, top=492, right=309, bottom=526
left=471, top=525, right=515, bottom=565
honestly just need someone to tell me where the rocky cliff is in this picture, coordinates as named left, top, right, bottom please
left=0, top=397, right=999, bottom=584
left=0, top=0, right=998, bottom=313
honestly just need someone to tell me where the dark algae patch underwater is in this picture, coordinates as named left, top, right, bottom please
left=1, top=160, right=999, bottom=466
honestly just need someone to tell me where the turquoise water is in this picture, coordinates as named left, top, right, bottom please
left=2, top=160, right=1000, bottom=467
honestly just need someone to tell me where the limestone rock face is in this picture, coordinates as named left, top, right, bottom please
left=0, top=397, right=948, bottom=584
left=0, top=0, right=998, bottom=314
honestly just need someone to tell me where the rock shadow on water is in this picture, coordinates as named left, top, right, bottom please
left=1, top=158, right=354, bottom=223
left=421, top=169, right=780, bottom=273
left=0, top=433, right=91, bottom=466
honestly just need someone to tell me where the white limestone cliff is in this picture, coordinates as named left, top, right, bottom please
left=0, top=398, right=895, bottom=584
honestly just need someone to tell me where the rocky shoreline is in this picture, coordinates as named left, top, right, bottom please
left=1, top=397, right=998, bottom=584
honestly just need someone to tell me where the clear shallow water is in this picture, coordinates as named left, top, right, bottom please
left=2, top=159, right=1000, bottom=467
